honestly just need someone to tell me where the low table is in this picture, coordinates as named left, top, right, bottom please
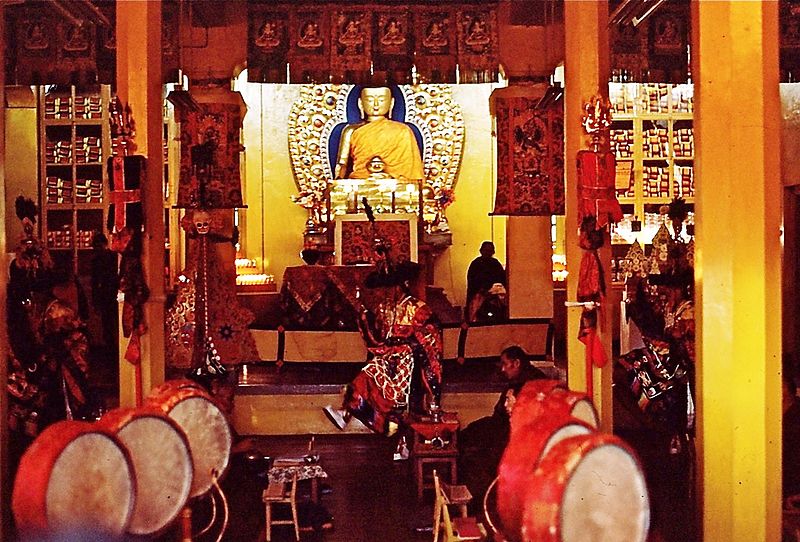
left=268, top=456, right=328, bottom=504
left=409, top=413, right=460, bottom=500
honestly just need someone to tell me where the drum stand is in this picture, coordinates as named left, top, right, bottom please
left=179, top=470, right=229, bottom=542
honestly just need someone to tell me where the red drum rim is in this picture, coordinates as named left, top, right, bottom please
left=498, top=416, right=594, bottom=542
left=523, top=433, right=650, bottom=542
left=12, top=420, right=135, bottom=537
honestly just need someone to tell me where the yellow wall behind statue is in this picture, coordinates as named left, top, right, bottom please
left=237, top=78, right=505, bottom=309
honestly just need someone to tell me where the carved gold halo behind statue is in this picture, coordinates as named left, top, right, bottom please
left=287, top=84, right=465, bottom=234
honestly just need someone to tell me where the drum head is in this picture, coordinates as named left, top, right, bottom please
left=113, top=413, right=193, bottom=535
left=13, top=422, right=135, bottom=538
left=560, top=443, right=650, bottom=542
left=524, top=434, right=650, bottom=542
left=168, top=395, right=232, bottom=498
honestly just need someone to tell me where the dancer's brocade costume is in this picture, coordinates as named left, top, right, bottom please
left=346, top=293, right=442, bottom=434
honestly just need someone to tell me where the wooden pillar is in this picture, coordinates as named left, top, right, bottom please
left=507, top=217, right=553, bottom=319
left=692, top=2, right=782, bottom=540
left=563, top=0, right=612, bottom=430
left=116, top=2, right=165, bottom=406
left=0, top=7, right=10, bottom=539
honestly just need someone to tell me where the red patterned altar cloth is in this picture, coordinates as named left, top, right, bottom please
left=281, top=265, right=393, bottom=330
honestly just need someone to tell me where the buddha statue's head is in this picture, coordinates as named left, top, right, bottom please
left=360, top=87, right=393, bottom=120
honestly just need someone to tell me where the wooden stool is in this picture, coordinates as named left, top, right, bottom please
left=409, top=413, right=461, bottom=500
left=263, top=473, right=300, bottom=541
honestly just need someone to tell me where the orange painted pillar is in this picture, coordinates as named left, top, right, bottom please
left=692, top=1, right=782, bottom=540
left=116, top=2, right=166, bottom=406
left=563, top=0, right=612, bottom=431
left=0, top=5, right=10, bottom=538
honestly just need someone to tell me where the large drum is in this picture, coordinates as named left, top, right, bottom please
left=498, top=416, right=594, bottom=542
left=523, top=433, right=650, bottom=542
left=12, top=420, right=135, bottom=538
left=147, top=379, right=232, bottom=498
left=100, top=407, right=194, bottom=536
left=510, top=382, right=598, bottom=438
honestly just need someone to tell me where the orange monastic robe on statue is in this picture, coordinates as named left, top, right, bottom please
left=348, top=117, right=424, bottom=180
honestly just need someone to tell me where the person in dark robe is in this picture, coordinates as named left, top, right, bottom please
left=458, top=345, right=545, bottom=503
left=784, top=372, right=800, bottom=502
left=466, top=241, right=506, bottom=323
left=90, top=232, right=119, bottom=363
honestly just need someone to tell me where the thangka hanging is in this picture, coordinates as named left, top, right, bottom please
left=373, top=9, right=413, bottom=84
left=12, top=11, right=96, bottom=86
left=174, top=86, right=246, bottom=209
left=246, top=1, right=498, bottom=85
left=330, top=8, right=373, bottom=83
left=491, top=85, right=565, bottom=216
left=288, top=9, right=331, bottom=84
left=456, top=7, right=499, bottom=84
left=413, top=8, right=457, bottom=84
left=248, top=4, right=290, bottom=83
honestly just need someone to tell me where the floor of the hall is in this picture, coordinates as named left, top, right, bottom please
left=171, top=430, right=694, bottom=542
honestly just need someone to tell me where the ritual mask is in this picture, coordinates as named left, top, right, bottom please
left=194, top=210, right=211, bottom=235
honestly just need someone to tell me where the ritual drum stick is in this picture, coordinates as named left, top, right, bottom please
left=147, top=379, right=232, bottom=498
left=99, top=407, right=194, bottom=536
left=12, top=420, right=135, bottom=539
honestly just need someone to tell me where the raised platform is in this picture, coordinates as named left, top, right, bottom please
left=233, top=359, right=562, bottom=435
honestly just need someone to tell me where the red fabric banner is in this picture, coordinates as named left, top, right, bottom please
left=576, top=150, right=622, bottom=228
left=493, top=90, right=565, bottom=216
left=175, top=88, right=246, bottom=209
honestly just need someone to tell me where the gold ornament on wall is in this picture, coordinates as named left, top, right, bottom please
left=287, top=84, right=464, bottom=234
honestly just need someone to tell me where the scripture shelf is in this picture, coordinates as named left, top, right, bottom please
left=609, top=82, right=695, bottom=246
left=39, top=85, right=111, bottom=274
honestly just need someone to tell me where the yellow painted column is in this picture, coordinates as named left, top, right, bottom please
left=693, top=1, right=782, bottom=540
left=507, top=216, right=553, bottom=318
left=116, top=2, right=165, bottom=406
left=564, top=0, right=612, bottom=430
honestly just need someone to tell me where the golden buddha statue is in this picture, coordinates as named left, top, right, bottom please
left=334, top=87, right=424, bottom=181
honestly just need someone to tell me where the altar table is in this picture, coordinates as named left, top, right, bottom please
left=280, top=265, right=380, bottom=330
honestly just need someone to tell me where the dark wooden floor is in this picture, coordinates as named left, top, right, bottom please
left=196, top=430, right=694, bottom=542
left=218, top=434, right=437, bottom=542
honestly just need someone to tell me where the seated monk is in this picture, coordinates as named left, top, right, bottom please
left=334, top=86, right=424, bottom=181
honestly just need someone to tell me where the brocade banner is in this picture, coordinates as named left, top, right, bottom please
left=175, top=88, right=246, bottom=209
left=330, top=9, right=373, bottom=83
left=492, top=89, right=564, bottom=216
left=248, top=5, right=290, bottom=83
left=413, top=8, right=457, bottom=84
